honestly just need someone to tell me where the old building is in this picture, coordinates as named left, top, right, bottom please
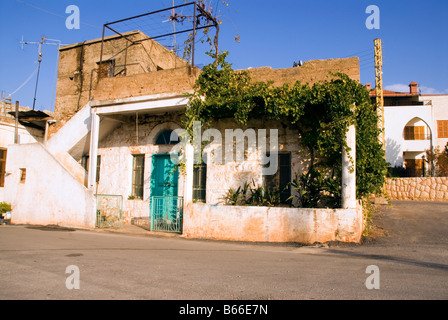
left=4, top=29, right=365, bottom=243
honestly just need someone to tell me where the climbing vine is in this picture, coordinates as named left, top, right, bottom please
left=184, top=51, right=388, bottom=207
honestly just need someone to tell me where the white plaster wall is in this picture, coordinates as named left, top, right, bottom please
left=46, top=103, right=92, bottom=155
left=0, top=121, right=44, bottom=147
left=184, top=203, right=364, bottom=244
left=419, top=95, right=448, bottom=150
left=202, top=118, right=306, bottom=205
left=384, top=105, right=433, bottom=167
left=4, top=143, right=96, bottom=228
left=0, top=121, right=45, bottom=201
left=96, top=113, right=185, bottom=221
left=94, top=115, right=308, bottom=219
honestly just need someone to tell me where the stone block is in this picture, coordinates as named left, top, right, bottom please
left=415, top=189, right=421, bottom=198
left=429, top=190, right=436, bottom=200
left=435, top=191, right=445, bottom=200
left=420, top=191, right=430, bottom=200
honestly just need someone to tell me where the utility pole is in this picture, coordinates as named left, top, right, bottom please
left=374, top=38, right=385, bottom=150
left=32, top=36, right=45, bottom=111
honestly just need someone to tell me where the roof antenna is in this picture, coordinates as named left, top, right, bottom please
left=19, top=36, right=66, bottom=110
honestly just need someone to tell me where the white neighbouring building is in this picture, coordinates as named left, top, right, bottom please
left=0, top=100, right=52, bottom=201
left=368, top=82, right=448, bottom=176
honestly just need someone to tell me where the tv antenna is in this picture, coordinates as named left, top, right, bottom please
left=20, top=36, right=67, bottom=110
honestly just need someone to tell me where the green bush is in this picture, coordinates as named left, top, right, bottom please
left=0, top=202, right=12, bottom=214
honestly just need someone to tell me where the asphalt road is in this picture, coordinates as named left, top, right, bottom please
left=0, top=201, right=447, bottom=301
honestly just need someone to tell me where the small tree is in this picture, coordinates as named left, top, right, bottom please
left=436, top=143, right=448, bottom=176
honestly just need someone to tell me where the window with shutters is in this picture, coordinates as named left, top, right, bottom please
left=0, top=149, right=6, bottom=188
left=404, top=126, right=426, bottom=140
left=438, top=120, right=448, bottom=138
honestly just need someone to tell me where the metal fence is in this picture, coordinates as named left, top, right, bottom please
left=95, top=195, right=123, bottom=229
left=150, top=196, right=183, bottom=234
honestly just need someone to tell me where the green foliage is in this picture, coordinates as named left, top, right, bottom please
left=223, top=180, right=284, bottom=207
left=186, top=52, right=388, bottom=207
left=0, top=202, right=12, bottom=213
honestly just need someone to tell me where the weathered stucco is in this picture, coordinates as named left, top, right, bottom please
left=199, top=118, right=308, bottom=205
left=183, top=203, right=364, bottom=244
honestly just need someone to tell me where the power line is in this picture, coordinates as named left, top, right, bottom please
left=9, top=65, right=39, bottom=96
left=342, top=49, right=373, bottom=59
left=14, top=0, right=101, bottom=29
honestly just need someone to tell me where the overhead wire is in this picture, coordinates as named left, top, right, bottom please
left=9, top=64, right=39, bottom=96
left=14, top=0, right=101, bottom=29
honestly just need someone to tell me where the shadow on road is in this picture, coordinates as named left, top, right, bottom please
left=328, top=249, right=448, bottom=271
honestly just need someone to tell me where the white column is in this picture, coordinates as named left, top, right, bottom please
left=88, top=109, right=100, bottom=190
left=342, top=123, right=357, bottom=209
left=183, top=143, right=194, bottom=206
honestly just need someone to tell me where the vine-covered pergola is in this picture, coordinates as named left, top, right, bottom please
left=183, top=51, right=388, bottom=208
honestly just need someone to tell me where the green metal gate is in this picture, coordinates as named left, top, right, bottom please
left=150, top=196, right=183, bottom=233
left=95, top=194, right=123, bottom=229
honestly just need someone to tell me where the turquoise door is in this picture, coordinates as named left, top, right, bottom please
left=150, top=154, right=179, bottom=198
left=150, top=154, right=182, bottom=233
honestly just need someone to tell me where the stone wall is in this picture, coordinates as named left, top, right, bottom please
left=246, top=57, right=360, bottom=86
left=93, top=66, right=199, bottom=101
left=52, top=31, right=190, bottom=136
left=385, top=177, right=448, bottom=201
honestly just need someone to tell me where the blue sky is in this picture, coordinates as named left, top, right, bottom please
left=0, top=0, right=447, bottom=111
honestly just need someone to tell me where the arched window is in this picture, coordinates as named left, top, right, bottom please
left=155, top=130, right=180, bottom=145
left=403, top=118, right=430, bottom=141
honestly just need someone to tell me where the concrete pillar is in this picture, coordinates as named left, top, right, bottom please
left=342, top=123, right=357, bottom=209
left=88, top=109, right=100, bottom=190
left=183, top=143, right=194, bottom=206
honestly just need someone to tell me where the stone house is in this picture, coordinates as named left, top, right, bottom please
left=4, top=31, right=365, bottom=243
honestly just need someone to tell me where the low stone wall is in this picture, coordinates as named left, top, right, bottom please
left=183, top=203, right=365, bottom=244
left=386, top=177, right=448, bottom=201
